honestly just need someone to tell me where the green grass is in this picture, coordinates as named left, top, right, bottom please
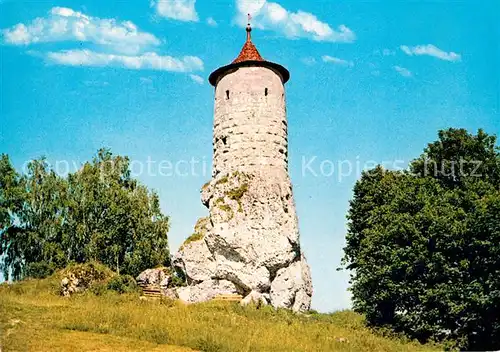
left=0, top=277, right=441, bottom=352
left=181, top=233, right=205, bottom=249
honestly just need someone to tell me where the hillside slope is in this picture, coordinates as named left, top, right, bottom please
left=0, top=278, right=440, bottom=352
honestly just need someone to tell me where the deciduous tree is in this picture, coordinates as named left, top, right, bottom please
left=0, top=149, right=170, bottom=280
left=343, top=128, right=500, bottom=350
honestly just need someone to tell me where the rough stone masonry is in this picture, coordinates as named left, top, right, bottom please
left=173, top=22, right=312, bottom=312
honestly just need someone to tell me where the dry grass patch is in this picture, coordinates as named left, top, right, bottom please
left=1, top=277, right=441, bottom=352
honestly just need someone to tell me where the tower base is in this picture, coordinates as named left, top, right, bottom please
left=173, top=171, right=312, bottom=312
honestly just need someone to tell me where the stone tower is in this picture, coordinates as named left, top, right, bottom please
left=209, top=22, right=290, bottom=179
left=173, top=21, right=312, bottom=312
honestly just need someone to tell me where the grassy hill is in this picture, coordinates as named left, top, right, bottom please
left=0, top=276, right=440, bottom=352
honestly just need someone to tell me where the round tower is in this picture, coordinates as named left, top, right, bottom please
left=209, top=20, right=291, bottom=179
left=173, top=21, right=312, bottom=312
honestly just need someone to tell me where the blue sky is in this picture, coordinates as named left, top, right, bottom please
left=1, top=0, right=499, bottom=312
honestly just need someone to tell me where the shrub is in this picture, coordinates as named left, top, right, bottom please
left=107, top=275, right=138, bottom=294
left=170, top=272, right=186, bottom=287
left=26, top=261, right=56, bottom=279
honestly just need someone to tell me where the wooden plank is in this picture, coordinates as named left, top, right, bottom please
left=140, top=284, right=162, bottom=299
left=213, top=294, right=243, bottom=302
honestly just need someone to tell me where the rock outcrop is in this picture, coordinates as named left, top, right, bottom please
left=136, top=268, right=171, bottom=287
left=60, top=262, right=113, bottom=297
left=174, top=171, right=312, bottom=312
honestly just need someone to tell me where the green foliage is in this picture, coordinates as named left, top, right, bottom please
left=193, top=336, right=224, bottom=352
left=170, top=273, right=186, bottom=287
left=0, top=149, right=171, bottom=281
left=26, top=261, right=56, bottom=279
left=343, top=128, right=500, bottom=350
left=411, top=128, right=500, bottom=187
left=63, top=262, right=115, bottom=285
left=106, top=275, right=138, bottom=294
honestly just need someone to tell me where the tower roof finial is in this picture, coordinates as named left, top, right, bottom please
left=209, top=14, right=290, bottom=86
left=231, top=12, right=263, bottom=64
left=246, top=13, right=252, bottom=41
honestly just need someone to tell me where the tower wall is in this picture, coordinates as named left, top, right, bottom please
left=212, top=66, right=288, bottom=178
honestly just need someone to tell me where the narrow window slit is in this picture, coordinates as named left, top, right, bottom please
left=226, top=90, right=230, bottom=99
left=265, top=88, right=269, bottom=96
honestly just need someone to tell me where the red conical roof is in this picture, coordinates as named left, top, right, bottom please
left=208, top=17, right=290, bottom=86
left=232, top=25, right=264, bottom=64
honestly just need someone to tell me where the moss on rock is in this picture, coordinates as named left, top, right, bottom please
left=181, top=233, right=204, bottom=248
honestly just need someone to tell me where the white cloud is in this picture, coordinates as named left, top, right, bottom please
left=152, top=0, right=199, bottom=22
left=301, top=56, right=316, bottom=66
left=400, top=44, right=461, bottom=62
left=42, top=49, right=204, bottom=72
left=322, top=55, right=354, bottom=67
left=394, top=65, right=412, bottom=77
left=206, top=17, right=218, bottom=27
left=190, top=74, right=204, bottom=84
left=235, top=0, right=355, bottom=43
left=3, top=7, right=204, bottom=77
left=1, top=7, right=160, bottom=55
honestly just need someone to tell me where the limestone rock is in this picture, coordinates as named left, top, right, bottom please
left=60, top=263, right=113, bottom=297
left=160, top=277, right=171, bottom=290
left=241, top=290, right=269, bottom=307
left=61, top=275, right=80, bottom=297
left=213, top=257, right=270, bottom=292
left=173, top=238, right=215, bottom=284
left=174, top=171, right=313, bottom=312
left=136, top=268, right=170, bottom=287
left=161, top=287, right=179, bottom=300
left=270, top=255, right=312, bottom=312
left=176, top=279, right=240, bottom=304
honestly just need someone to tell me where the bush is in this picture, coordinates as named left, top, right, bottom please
left=107, top=275, right=138, bottom=294
left=62, top=262, right=114, bottom=283
left=170, top=272, right=186, bottom=287
left=26, top=262, right=56, bottom=279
